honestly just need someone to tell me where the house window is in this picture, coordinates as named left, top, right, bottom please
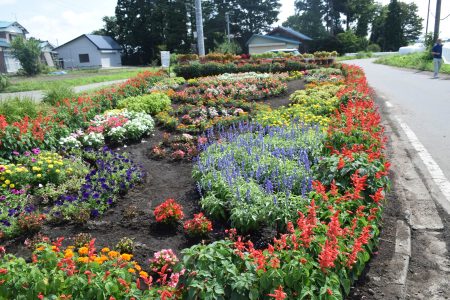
left=79, top=54, right=90, bottom=63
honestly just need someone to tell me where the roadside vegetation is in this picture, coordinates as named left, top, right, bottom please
left=375, top=52, right=450, bottom=74
left=1, top=67, right=158, bottom=93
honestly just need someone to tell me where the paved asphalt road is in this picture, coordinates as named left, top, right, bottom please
left=0, top=79, right=128, bottom=101
left=346, top=58, right=450, bottom=187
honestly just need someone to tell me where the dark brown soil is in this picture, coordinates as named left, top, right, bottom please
left=264, top=79, right=305, bottom=109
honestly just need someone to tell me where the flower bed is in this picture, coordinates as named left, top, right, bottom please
left=179, top=65, right=390, bottom=299
left=0, top=65, right=391, bottom=300
left=59, top=109, right=155, bottom=148
left=173, top=73, right=287, bottom=104
left=0, top=147, right=143, bottom=239
left=0, top=70, right=166, bottom=158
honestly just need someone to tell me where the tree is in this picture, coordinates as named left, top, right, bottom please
left=384, top=0, right=402, bottom=51
left=283, top=0, right=327, bottom=39
left=370, top=0, right=422, bottom=51
left=11, top=37, right=42, bottom=76
left=91, top=16, right=120, bottom=38
left=201, top=0, right=281, bottom=52
left=113, top=0, right=191, bottom=64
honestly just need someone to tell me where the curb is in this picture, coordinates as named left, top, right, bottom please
left=386, top=173, right=411, bottom=300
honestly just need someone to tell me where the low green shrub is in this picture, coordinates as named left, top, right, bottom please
left=0, top=97, right=47, bottom=123
left=367, top=44, right=381, bottom=52
left=42, top=85, right=76, bottom=105
left=174, top=61, right=314, bottom=79
left=0, top=74, right=9, bottom=92
left=117, top=92, right=171, bottom=115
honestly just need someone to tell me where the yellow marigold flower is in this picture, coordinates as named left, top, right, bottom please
left=128, top=268, right=136, bottom=273
left=139, top=271, right=149, bottom=278
left=4, top=180, right=10, bottom=185
left=77, top=257, right=89, bottom=263
left=78, top=247, right=89, bottom=256
left=48, top=164, right=54, bottom=169
left=121, top=253, right=133, bottom=261
left=55, top=169, right=60, bottom=173
left=9, top=184, right=14, bottom=189
left=101, top=247, right=110, bottom=253
left=108, top=251, right=119, bottom=259
left=37, top=174, right=42, bottom=178
left=1, top=184, right=5, bottom=188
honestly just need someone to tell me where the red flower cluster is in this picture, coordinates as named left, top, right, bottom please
left=183, top=213, right=213, bottom=237
left=153, top=199, right=184, bottom=224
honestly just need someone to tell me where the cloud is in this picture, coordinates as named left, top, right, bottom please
left=0, top=0, right=16, bottom=5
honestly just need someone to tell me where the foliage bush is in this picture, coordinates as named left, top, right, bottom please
left=375, top=52, right=450, bottom=74
left=174, top=61, right=314, bottom=79
left=366, top=44, right=381, bottom=52
left=0, top=97, right=48, bottom=123
left=117, top=92, right=171, bottom=115
left=10, top=37, right=42, bottom=76
left=42, top=85, right=77, bottom=106
left=0, top=74, right=9, bottom=92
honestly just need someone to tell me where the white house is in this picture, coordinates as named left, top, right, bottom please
left=0, top=21, right=28, bottom=73
left=55, top=34, right=122, bottom=69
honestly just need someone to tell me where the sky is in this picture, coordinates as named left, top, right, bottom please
left=0, top=0, right=449, bottom=46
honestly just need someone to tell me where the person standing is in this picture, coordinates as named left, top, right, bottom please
left=431, top=38, right=443, bottom=79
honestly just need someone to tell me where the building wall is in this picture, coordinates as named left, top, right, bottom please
left=100, top=51, right=122, bottom=67
left=248, top=42, right=298, bottom=54
left=56, top=37, right=102, bottom=69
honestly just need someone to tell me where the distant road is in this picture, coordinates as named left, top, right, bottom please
left=0, top=79, right=128, bottom=101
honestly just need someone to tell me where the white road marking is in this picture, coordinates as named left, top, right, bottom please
left=395, top=116, right=450, bottom=206
left=385, top=101, right=393, bottom=108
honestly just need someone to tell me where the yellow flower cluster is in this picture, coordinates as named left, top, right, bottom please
left=0, top=151, right=79, bottom=191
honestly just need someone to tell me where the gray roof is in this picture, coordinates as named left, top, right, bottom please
left=0, top=21, right=29, bottom=34
left=85, top=34, right=121, bottom=50
left=54, top=34, right=121, bottom=51
left=269, top=26, right=312, bottom=41
left=246, top=34, right=301, bottom=46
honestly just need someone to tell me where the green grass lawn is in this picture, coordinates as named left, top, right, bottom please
left=374, top=52, right=450, bottom=74
left=2, top=67, right=159, bottom=93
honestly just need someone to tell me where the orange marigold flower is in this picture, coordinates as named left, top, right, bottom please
left=108, top=251, right=119, bottom=259
left=128, top=268, right=136, bottom=273
left=121, top=253, right=133, bottom=261
left=77, top=257, right=89, bottom=263
left=101, top=247, right=110, bottom=253
left=78, top=247, right=89, bottom=256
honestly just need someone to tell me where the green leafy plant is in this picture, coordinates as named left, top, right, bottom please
left=117, top=92, right=171, bottom=115
left=0, top=74, right=9, bottom=92
left=42, top=85, right=77, bottom=106
left=115, top=237, right=134, bottom=254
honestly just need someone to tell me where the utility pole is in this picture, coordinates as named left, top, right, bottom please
left=425, top=0, right=431, bottom=38
left=433, top=0, right=442, bottom=42
left=194, top=0, right=205, bottom=56
left=225, top=12, right=231, bottom=42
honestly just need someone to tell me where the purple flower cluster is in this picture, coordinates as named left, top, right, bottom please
left=50, top=147, right=144, bottom=220
left=194, top=121, right=324, bottom=230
